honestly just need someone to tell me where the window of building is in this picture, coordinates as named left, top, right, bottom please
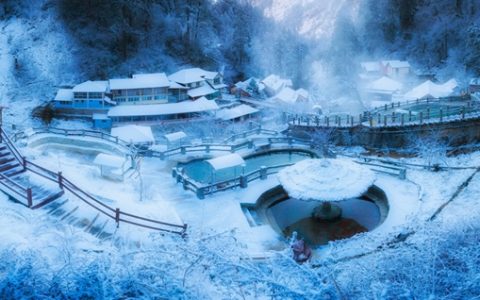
left=74, top=92, right=87, bottom=99
left=89, top=92, right=102, bottom=99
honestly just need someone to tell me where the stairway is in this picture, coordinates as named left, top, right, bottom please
left=41, top=196, right=116, bottom=240
left=0, top=142, right=65, bottom=208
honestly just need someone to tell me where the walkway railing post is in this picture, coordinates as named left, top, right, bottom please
left=426, top=108, right=430, bottom=120
left=401, top=114, right=404, bottom=126
left=58, top=172, right=63, bottom=189
left=377, top=113, right=381, bottom=126
left=260, top=166, right=267, bottom=180
left=439, top=109, right=443, bottom=122
left=27, top=188, right=32, bottom=208
left=369, top=117, right=373, bottom=127
left=392, top=112, right=396, bottom=124
left=115, top=208, right=120, bottom=228
left=326, top=117, right=329, bottom=127
left=419, top=112, right=423, bottom=124
left=409, top=110, right=412, bottom=122
left=22, top=156, right=27, bottom=170
left=383, top=115, right=387, bottom=126
left=462, top=107, right=465, bottom=119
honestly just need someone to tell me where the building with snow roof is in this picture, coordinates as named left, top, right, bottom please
left=261, top=74, right=293, bottom=97
left=271, top=87, right=310, bottom=105
left=216, top=104, right=259, bottom=122
left=469, top=78, right=480, bottom=93
left=53, top=81, right=114, bottom=115
left=365, top=76, right=403, bottom=101
left=403, top=79, right=458, bottom=101
left=381, top=60, right=411, bottom=78
left=168, top=68, right=226, bottom=100
left=107, top=96, right=219, bottom=124
left=109, top=73, right=170, bottom=105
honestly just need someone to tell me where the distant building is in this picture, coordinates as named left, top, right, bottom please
left=360, top=61, right=382, bottom=78
left=261, top=75, right=293, bottom=97
left=403, top=79, right=458, bottom=101
left=271, top=87, right=309, bottom=105
left=469, top=78, right=480, bottom=93
left=168, top=68, right=227, bottom=100
left=53, top=81, right=114, bottom=115
left=365, top=76, right=403, bottom=102
left=231, top=77, right=261, bottom=98
left=381, top=60, right=411, bottom=78
left=216, top=104, right=259, bottom=122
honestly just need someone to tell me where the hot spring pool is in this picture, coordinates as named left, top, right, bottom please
left=247, top=185, right=389, bottom=247
left=179, top=149, right=317, bottom=184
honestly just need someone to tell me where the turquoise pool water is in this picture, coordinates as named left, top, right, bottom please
left=179, top=149, right=317, bottom=184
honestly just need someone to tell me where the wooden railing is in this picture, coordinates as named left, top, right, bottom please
left=173, top=162, right=297, bottom=199
left=1, top=128, right=187, bottom=236
left=223, top=127, right=279, bottom=143
left=288, top=95, right=479, bottom=128
left=14, top=127, right=136, bottom=154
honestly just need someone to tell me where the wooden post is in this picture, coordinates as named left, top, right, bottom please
left=22, top=156, right=27, bottom=170
left=58, top=172, right=63, bottom=188
left=315, top=116, right=319, bottom=126
left=462, top=107, right=465, bottom=119
left=419, top=112, right=423, bottom=124
left=397, top=101, right=401, bottom=107
left=401, top=114, right=404, bottom=126
left=115, top=208, right=120, bottom=228
left=369, top=117, right=373, bottom=127
left=359, top=114, right=363, bottom=124
left=383, top=115, right=387, bottom=126
left=351, top=115, right=354, bottom=126
left=391, top=102, right=394, bottom=109
left=392, top=112, right=396, bottom=123
left=377, top=113, right=381, bottom=125
left=326, top=116, right=329, bottom=127
left=27, top=188, right=32, bottom=208
left=384, top=104, right=388, bottom=111
left=426, top=108, right=430, bottom=119
left=439, top=109, right=443, bottom=122
left=408, top=110, right=412, bottom=122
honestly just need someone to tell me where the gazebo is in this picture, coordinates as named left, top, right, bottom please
left=277, top=158, right=376, bottom=220
left=206, top=153, right=245, bottom=184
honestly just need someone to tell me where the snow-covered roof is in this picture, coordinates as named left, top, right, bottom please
left=73, top=80, right=109, bottom=93
left=207, top=153, right=245, bottom=171
left=261, top=74, right=292, bottom=92
left=93, top=153, right=126, bottom=169
left=168, top=80, right=188, bottom=89
left=403, top=79, right=458, bottom=101
left=110, top=73, right=169, bottom=90
left=367, top=76, right=403, bottom=93
left=111, top=125, right=155, bottom=144
left=187, top=84, right=217, bottom=98
left=216, top=104, right=259, bottom=121
left=469, top=78, right=480, bottom=86
left=213, top=83, right=228, bottom=90
left=382, top=60, right=410, bottom=69
left=361, top=61, right=381, bottom=72
left=296, top=88, right=309, bottom=99
left=168, top=68, right=219, bottom=85
left=107, top=97, right=219, bottom=117
left=54, top=88, right=74, bottom=101
left=272, top=87, right=299, bottom=104
left=164, top=131, right=187, bottom=143
left=235, top=77, right=258, bottom=89
left=277, top=158, right=376, bottom=202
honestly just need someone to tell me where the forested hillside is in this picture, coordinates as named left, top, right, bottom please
left=1, top=0, right=480, bottom=106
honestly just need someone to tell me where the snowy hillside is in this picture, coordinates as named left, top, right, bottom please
left=252, top=0, right=359, bottom=39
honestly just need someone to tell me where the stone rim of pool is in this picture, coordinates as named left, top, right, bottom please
left=246, top=184, right=389, bottom=247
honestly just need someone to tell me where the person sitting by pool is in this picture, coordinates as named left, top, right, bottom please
left=290, top=232, right=312, bottom=263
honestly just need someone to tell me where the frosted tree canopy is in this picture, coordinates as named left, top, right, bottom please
left=277, top=158, right=376, bottom=201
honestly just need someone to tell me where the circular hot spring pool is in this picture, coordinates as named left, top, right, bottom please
left=252, top=185, right=389, bottom=246
left=179, top=149, right=318, bottom=184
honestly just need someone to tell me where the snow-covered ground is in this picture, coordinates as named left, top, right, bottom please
left=1, top=122, right=480, bottom=297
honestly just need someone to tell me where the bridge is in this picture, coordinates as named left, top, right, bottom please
left=287, top=96, right=480, bottom=151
